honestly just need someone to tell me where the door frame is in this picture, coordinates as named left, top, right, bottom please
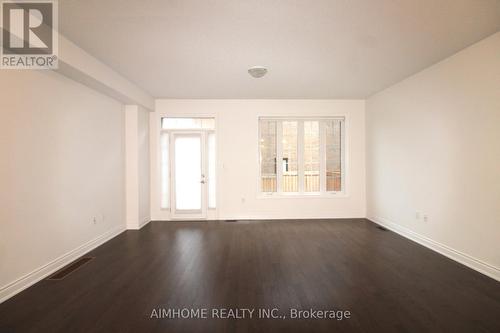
left=152, top=113, right=218, bottom=221
left=170, top=130, right=208, bottom=219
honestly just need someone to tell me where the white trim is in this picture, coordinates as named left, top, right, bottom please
left=369, top=216, right=500, bottom=282
left=153, top=216, right=365, bottom=222
left=0, top=225, right=126, bottom=304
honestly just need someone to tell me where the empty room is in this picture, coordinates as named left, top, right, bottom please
left=0, top=1, right=499, bottom=332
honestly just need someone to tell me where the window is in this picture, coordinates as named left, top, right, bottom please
left=259, top=117, right=345, bottom=195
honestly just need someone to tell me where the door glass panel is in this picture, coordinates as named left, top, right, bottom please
left=174, top=135, right=202, bottom=210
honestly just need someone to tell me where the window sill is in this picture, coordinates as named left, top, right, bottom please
left=257, top=192, right=348, bottom=199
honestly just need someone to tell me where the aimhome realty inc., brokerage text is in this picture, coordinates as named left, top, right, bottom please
left=150, top=307, right=352, bottom=321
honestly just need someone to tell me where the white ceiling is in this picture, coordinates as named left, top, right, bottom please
left=59, top=0, right=500, bottom=99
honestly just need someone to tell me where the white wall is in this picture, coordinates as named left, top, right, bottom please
left=125, top=106, right=150, bottom=229
left=125, top=106, right=139, bottom=228
left=151, top=99, right=366, bottom=220
left=0, top=70, right=126, bottom=300
left=137, top=107, right=151, bottom=225
left=366, top=32, right=500, bottom=279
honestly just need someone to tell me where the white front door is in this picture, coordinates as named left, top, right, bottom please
left=171, top=132, right=207, bottom=219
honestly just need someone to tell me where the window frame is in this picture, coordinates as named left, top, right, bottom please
left=258, top=116, right=347, bottom=198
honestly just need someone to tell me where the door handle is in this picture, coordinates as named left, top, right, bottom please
left=200, top=180, right=206, bottom=184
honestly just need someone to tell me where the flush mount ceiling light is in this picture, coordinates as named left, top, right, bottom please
left=248, top=66, right=268, bottom=78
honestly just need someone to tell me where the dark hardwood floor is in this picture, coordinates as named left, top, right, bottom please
left=1, top=219, right=499, bottom=333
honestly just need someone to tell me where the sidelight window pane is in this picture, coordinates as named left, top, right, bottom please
left=208, top=132, right=216, bottom=208
left=325, top=120, right=342, bottom=192
left=304, top=121, right=320, bottom=192
left=160, top=132, right=170, bottom=209
left=282, top=121, right=298, bottom=192
left=259, top=120, right=277, bottom=192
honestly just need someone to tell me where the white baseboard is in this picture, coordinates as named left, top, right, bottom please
left=127, top=217, right=151, bottom=230
left=139, top=216, right=151, bottom=229
left=368, top=216, right=500, bottom=282
left=219, top=216, right=366, bottom=221
left=126, top=218, right=138, bottom=229
left=153, top=216, right=366, bottom=221
left=0, top=225, right=126, bottom=304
